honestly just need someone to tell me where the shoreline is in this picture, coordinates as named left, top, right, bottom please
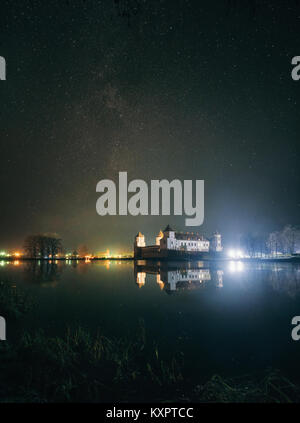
left=1, top=256, right=299, bottom=263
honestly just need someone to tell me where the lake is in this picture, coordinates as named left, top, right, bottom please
left=1, top=259, right=300, bottom=387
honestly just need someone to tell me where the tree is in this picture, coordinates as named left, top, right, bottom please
left=253, top=234, right=267, bottom=258
left=23, top=235, right=39, bottom=258
left=47, top=236, right=62, bottom=257
left=280, top=225, right=298, bottom=255
left=23, top=234, right=63, bottom=258
left=267, top=231, right=282, bottom=256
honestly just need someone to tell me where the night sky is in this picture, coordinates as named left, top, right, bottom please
left=0, top=0, right=299, bottom=252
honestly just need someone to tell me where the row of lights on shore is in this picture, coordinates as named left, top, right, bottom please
left=0, top=251, right=132, bottom=260
left=0, top=251, right=22, bottom=259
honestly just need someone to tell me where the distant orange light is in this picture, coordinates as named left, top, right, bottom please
left=14, top=252, right=21, bottom=257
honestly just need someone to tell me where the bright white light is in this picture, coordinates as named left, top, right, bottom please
left=228, top=249, right=236, bottom=258
left=227, top=249, right=244, bottom=259
left=229, top=261, right=236, bottom=272
left=228, top=260, right=244, bottom=273
left=237, top=261, right=244, bottom=271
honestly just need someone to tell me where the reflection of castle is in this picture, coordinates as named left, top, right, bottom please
left=135, top=261, right=224, bottom=292
left=160, top=268, right=211, bottom=291
left=134, top=225, right=222, bottom=259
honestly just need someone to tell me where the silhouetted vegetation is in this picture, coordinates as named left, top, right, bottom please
left=0, top=281, right=299, bottom=402
left=23, top=234, right=62, bottom=258
left=0, top=324, right=299, bottom=402
left=239, top=225, right=300, bottom=257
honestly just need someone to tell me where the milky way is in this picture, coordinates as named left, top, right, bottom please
left=0, top=0, right=299, bottom=252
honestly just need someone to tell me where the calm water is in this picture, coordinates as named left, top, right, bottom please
left=1, top=259, right=300, bottom=382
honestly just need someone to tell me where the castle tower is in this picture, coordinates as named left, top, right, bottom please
left=211, top=232, right=222, bottom=252
left=134, top=232, right=146, bottom=258
left=135, top=232, right=145, bottom=247
left=163, top=224, right=175, bottom=238
left=155, top=230, right=164, bottom=246
left=161, top=224, right=176, bottom=250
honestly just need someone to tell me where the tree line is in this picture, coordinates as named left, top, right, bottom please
left=23, top=234, right=62, bottom=258
left=23, top=235, right=92, bottom=259
left=240, top=224, right=300, bottom=257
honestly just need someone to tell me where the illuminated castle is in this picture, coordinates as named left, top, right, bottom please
left=134, top=225, right=222, bottom=259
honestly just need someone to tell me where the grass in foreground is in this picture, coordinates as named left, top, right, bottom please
left=0, top=324, right=299, bottom=403
left=0, top=281, right=299, bottom=403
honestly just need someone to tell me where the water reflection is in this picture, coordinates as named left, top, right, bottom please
left=134, top=260, right=300, bottom=296
left=134, top=261, right=224, bottom=292
left=0, top=259, right=299, bottom=297
left=228, top=260, right=244, bottom=273
left=22, top=261, right=63, bottom=286
left=267, top=263, right=300, bottom=297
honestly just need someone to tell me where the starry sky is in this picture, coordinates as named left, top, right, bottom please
left=0, top=0, right=299, bottom=253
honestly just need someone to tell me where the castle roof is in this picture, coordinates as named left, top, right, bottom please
left=136, top=232, right=144, bottom=237
left=162, top=225, right=208, bottom=241
left=175, top=232, right=208, bottom=241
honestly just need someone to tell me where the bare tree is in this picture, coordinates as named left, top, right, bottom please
left=23, top=235, right=39, bottom=258
left=267, top=231, right=281, bottom=256
left=280, top=225, right=298, bottom=255
left=23, top=234, right=63, bottom=258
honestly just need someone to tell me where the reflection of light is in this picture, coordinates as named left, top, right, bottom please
left=137, top=272, right=146, bottom=287
left=0, top=261, right=5, bottom=266
left=228, top=261, right=244, bottom=273
left=85, top=255, right=93, bottom=263
left=237, top=261, right=244, bottom=271
left=156, top=274, right=164, bottom=290
left=13, top=260, right=20, bottom=266
left=227, top=249, right=244, bottom=259
left=216, top=270, right=224, bottom=287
